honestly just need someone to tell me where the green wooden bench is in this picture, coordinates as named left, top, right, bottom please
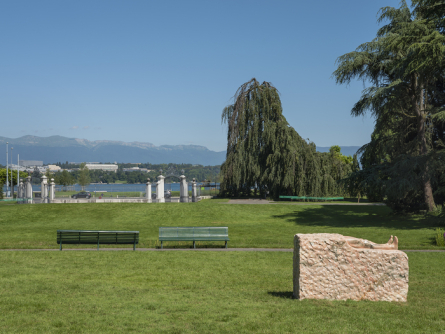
left=159, top=227, right=229, bottom=249
left=279, top=196, right=344, bottom=201
left=57, top=230, right=139, bottom=251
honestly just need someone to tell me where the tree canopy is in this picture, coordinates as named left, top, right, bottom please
left=333, top=0, right=445, bottom=211
left=220, top=79, right=355, bottom=198
left=78, top=163, right=90, bottom=190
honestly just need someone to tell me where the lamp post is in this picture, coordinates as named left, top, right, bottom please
left=6, top=142, right=8, bottom=197
left=10, top=147, right=13, bottom=198
left=17, top=154, right=19, bottom=194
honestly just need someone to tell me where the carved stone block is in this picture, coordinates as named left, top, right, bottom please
left=293, top=233, right=409, bottom=301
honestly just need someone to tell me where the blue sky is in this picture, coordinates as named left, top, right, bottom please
left=1, top=0, right=405, bottom=151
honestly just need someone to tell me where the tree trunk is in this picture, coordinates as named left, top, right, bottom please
left=413, top=77, right=436, bottom=211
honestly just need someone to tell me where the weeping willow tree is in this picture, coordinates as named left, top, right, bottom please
left=220, top=78, right=351, bottom=198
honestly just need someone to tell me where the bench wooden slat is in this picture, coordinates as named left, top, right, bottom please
left=159, top=227, right=229, bottom=249
left=57, top=230, right=139, bottom=250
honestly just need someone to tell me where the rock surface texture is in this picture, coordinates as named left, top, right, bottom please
left=293, top=233, right=409, bottom=302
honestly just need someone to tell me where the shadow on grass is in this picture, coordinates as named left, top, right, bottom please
left=267, top=291, right=294, bottom=299
left=272, top=206, right=443, bottom=230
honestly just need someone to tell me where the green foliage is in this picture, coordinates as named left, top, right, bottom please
left=54, top=170, right=75, bottom=190
left=31, top=167, right=41, bottom=184
left=51, top=163, right=220, bottom=184
left=77, top=163, right=90, bottom=189
left=333, top=1, right=445, bottom=212
left=44, top=169, right=54, bottom=181
left=220, top=79, right=355, bottom=198
left=436, top=228, right=445, bottom=247
left=0, top=169, right=28, bottom=188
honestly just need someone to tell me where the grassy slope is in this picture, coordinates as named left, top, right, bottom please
left=0, top=199, right=443, bottom=249
left=0, top=252, right=444, bottom=333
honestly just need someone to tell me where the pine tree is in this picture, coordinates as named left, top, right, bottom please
left=333, top=1, right=445, bottom=211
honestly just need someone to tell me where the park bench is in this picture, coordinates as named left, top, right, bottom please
left=57, top=230, right=139, bottom=251
left=159, top=227, right=229, bottom=249
left=279, top=196, right=344, bottom=201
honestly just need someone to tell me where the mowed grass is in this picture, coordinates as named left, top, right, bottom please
left=0, top=199, right=444, bottom=249
left=0, top=251, right=443, bottom=333
left=0, top=199, right=443, bottom=249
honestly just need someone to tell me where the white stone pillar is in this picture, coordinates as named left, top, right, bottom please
left=41, top=175, right=48, bottom=203
left=17, top=179, right=22, bottom=198
left=49, top=178, right=55, bottom=202
left=180, top=174, right=189, bottom=203
left=192, top=178, right=197, bottom=202
left=145, top=178, right=152, bottom=203
left=26, top=176, right=33, bottom=204
left=157, top=174, right=165, bottom=203
left=16, top=179, right=22, bottom=204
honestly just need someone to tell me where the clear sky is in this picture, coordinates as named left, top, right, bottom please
left=1, top=0, right=405, bottom=151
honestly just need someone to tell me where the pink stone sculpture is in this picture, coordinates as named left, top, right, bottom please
left=293, top=233, right=409, bottom=302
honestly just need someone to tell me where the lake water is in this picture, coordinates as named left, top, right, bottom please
left=3, top=182, right=219, bottom=193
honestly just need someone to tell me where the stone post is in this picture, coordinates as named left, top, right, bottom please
left=49, top=178, right=55, bottom=202
left=16, top=179, right=23, bottom=204
left=41, top=175, right=48, bottom=203
left=26, top=176, right=33, bottom=204
left=145, top=178, right=152, bottom=203
left=17, top=179, right=23, bottom=199
left=179, top=174, right=189, bottom=203
left=157, top=174, right=165, bottom=203
left=191, top=178, right=197, bottom=202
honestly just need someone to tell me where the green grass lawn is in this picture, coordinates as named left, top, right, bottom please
left=0, top=251, right=443, bottom=333
left=0, top=199, right=443, bottom=250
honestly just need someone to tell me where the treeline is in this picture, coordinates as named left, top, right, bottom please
left=45, top=163, right=220, bottom=185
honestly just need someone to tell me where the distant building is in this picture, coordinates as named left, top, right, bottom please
left=122, top=167, right=150, bottom=173
left=19, top=160, right=43, bottom=167
left=47, top=165, right=62, bottom=171
left=8, top=164, right=27, bottom=172
left=85, top=163, right=118, bottom=173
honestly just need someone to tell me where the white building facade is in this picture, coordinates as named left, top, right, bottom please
left=85, top=163, right=118, bottom=173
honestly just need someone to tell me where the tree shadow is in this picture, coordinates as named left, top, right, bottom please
left=267, top=291, right=294, bottom=299
left=272, top=205, right=442, bottom=230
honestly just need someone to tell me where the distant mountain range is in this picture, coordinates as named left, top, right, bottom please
left=0, top=135, right=362, bottom=166
left=0, top=136, right=226, bottom=166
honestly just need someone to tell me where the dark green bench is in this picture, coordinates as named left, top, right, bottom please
left=159, top=227, right=229, bottom=249
left=279, top=196, right=344, bottom=201
left=57, top=230, right=139, bottom=251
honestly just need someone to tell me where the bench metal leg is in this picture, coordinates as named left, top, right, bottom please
left=193, top=241, right=195, bottom=249
left=60, top=242, right=62, bottom=251
left=161, top=241, right=163, bottom=249
left=133, top=242, right=136, bottom=251
left=225, top=241, right=227, bottom=249
left=97, top=240, right=100, bottom=251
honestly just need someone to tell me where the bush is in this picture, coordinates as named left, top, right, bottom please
left=436, top=228, right=445, bottom=247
